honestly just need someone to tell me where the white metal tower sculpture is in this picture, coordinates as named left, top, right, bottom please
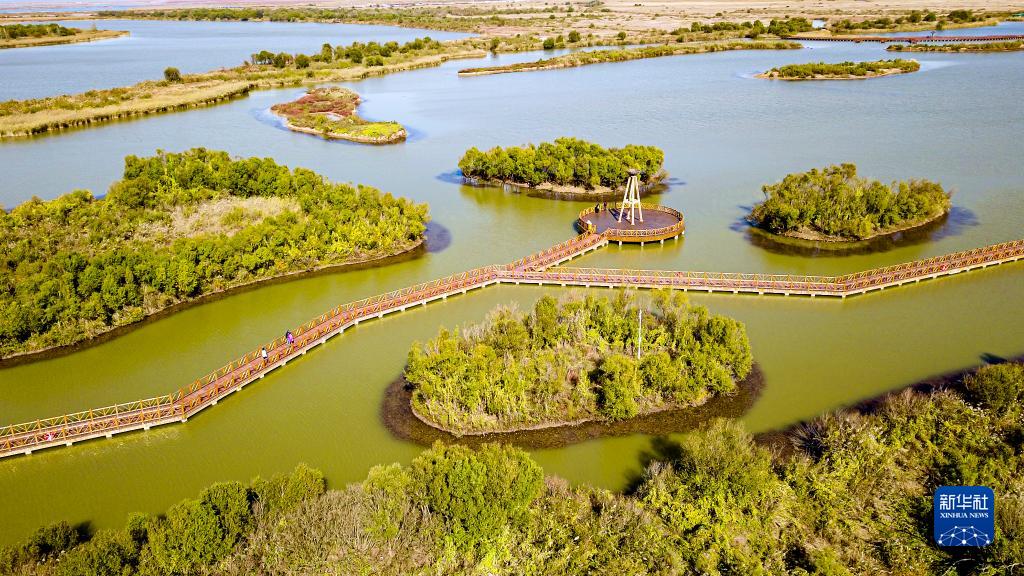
left=617, top=170, right=643, bottom=225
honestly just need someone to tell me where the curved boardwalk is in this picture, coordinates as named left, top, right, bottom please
left=2, top=232, right=1023, bottom=459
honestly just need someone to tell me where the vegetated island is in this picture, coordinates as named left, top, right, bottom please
left=0, top=148, right=428, bottom=359
left=405, top=291, right=752, bottom=435
left=748, top=163, right=951, bottom=243
left=458, top=137, right=665, bottom=196
left=5, top=361, right=1022, bottom=574
left=0, top=23, right=127, bottom=49
left=270, top=87, right=406, bottom=144
left=457, top=40, right=801, bottom=76
left=757, top=59, right=920, bottom=80
left=888, top=40, right=1024, bottom=53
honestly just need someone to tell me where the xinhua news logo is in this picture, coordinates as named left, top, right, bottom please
left=934, top=486, right=995, bottom=547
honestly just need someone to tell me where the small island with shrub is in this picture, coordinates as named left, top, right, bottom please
left=0, top=23, right=127, bottom=49
left=458, top=137, right=665, bottom=196
left=758, top=59, right=920, bottom=80
left=748, top=163, right=951, bottom=242
left=270, top=87, right=406, bottom=144
left=405, top=291, right=753, bottom=435
left=0, top=148, right=428, bottom=358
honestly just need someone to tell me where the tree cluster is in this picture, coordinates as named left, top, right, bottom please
left=0, top=148, right=429, bottom=357
left=830, top=9, right=987, bottom=32
left=767, top=59, right=920, bottom=78
left=249, top=36, right=440, bottom=69
left=6, top=363, right=1024, bottom=574
left=765, top=17, right=815, bottom=37
left=458, top=137, right=664, bottom=190
left=0, top=23, right=77, bottom=39
left=0, top=465, right=325, bottom=576
left=749, top=163, right=951, bottom=240
left=406, top=291, right=753, bottom=433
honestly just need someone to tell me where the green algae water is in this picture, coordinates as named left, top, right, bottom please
left=1, top=21, right=1023, bottom=544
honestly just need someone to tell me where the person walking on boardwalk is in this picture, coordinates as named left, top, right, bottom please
left=261, top=346, right=268, bottom=364
left=286, top=331, right=294, bottom=346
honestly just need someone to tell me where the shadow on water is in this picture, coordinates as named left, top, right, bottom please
left=424, top=221, right=452, bottom=253
left=382, top=364, right=765, bottom=450
left=439, top=170, right=672, bottom=202
left=733, top=206, right=978, bottom=257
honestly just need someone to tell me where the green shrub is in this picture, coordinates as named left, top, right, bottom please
left=163, top=67, right=182, bottom=82
left=598, top=353, right=641, bottom=419
left=147, top=498, right=227, bottom=574
left=410, top=443, right=543, bottom=550
left=252, top=463, right=327, bottom=515
left=964, top=363, right=1024, bottom=416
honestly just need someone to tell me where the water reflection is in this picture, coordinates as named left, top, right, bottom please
left=736, top=206, right=978, bottom=257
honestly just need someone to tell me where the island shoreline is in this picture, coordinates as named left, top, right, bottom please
left=748, top=207, right=951, bottom=246
left=462, top=171, right=668, bottom=199
left=383, top=367, right=765, bottom=449
left=0, top=28, right=128, bottom=49
left=0, top=239, right=426, bottom=368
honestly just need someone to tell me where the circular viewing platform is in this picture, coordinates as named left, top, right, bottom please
left=577, top=203, right=685, bottom=243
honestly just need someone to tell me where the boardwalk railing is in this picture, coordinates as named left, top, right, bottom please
left=2, top=234, right=1023, bottom=458
left=507, top=239, right=1024, bottom=296
left=576, top=203, right=686, bottom=243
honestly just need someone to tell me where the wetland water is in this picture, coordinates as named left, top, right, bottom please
left=1, top=21, right=1023, bottom=544
left=0, top=19, right=469, bottom=100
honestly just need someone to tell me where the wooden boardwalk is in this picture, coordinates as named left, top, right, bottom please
left=2, top=232, right=1023, bottom=459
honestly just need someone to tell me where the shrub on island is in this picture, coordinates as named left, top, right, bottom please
left=405, top=291, right=752, bottom=434
left=760, top=59, right=920, bottom=79
left=748, top=163, right=950, bottom=241
left=271, top=87, right=406, bottom=144
left=0, top=23, right=78, bottom=39
left=458, top=137, right=665, bottom=193
left=0, top=148, right=429, bottom=357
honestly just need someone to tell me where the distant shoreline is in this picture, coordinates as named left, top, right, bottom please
left=0, top=28, right=127, bottom=49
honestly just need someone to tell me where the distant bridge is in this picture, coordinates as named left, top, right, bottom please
left=792, top=33, right=1024, bottom=43
left=2, top=229, right=1022, bottom=459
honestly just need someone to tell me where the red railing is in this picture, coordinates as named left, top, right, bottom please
left=2, top=234, right=1022, bottom=458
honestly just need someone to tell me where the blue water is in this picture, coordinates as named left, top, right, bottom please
left=0, top=18, right=469, bottom=100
